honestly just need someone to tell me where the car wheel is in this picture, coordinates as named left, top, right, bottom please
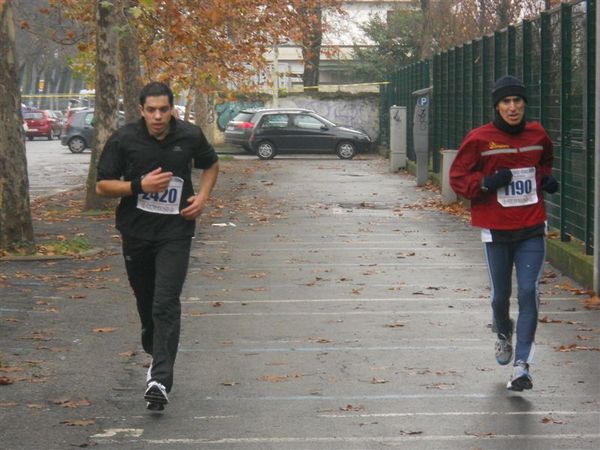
left=336, top=141, right=357, bottom=159
left=256, top=141, right=276, bottom=160
left=68, top=136, right=87, bottom=153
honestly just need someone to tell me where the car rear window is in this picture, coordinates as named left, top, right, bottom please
left=232, top=112, right=255, bottom=122
left=84, top=113, right=94, bottom=126
left=24, top=112, right=44, bottom=120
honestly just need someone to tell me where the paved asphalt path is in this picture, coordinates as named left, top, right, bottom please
left=2, top=153, right=598, bottom=449
left=25, top=138, right=92, bottom=199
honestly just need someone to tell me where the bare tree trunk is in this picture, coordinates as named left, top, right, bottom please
left=498, top=0, right=511, bottom=29
left=478, top=0, right=488, bottom=34
left=85, top=0, right=120, bottom=210
left=301, top=6, right=322, bottom=88
left=419, top=0, right=433, bottom=59
left=0, top=0, right=34, bottom=250
left=194, top=90, right=214, bottom=143
left=118, top=0, right=142, bottom=124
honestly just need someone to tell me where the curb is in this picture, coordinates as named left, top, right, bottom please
left=0, top=247, right=104, bottom=262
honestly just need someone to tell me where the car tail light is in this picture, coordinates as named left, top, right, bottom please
left=235, top=121, right=254, bottom=129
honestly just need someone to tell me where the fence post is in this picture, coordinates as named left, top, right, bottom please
left=593, top=0, right=599, bottom=292
left=586, top=0, right=596, bottom=255
left=522, top=20, right=533, bottom=109
left=540, top=11, right=552, bottom=132
left=560, top=2, right=573, bottom=242
left=507, top=25, right=517, bottom=76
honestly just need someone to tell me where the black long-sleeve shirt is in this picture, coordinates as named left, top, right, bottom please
left=97, top=117, right=218, bottom=240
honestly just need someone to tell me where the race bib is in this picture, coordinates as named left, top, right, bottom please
left=136, top=176, right=183, bottom=215
left=497, top=167, right=538, bottom=207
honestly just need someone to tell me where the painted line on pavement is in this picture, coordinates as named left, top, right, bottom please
left=182, top=296, right=578, bottom=304
left=194, top=262, right=487, bottom=268
left=179, top=345, right=491, bottom=353
left=318, top=410, right=600, bottom=418
left=204, top=393, right=595, bottom=401
left=181, top=309, right=590, bottom=317
left=93, top=434, right=600, bottom=445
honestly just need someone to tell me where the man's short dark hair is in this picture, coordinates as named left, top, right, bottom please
left=139, top=82, right=174, bottom=107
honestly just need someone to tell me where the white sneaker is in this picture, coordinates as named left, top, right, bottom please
left=144, top=380, right=168, bottom=406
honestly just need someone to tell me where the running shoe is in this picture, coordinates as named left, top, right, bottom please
left=144, top=380, right=168, bottom=409
left=494, top=319, right=514, bottom=365
left=507, top=360, right=533, bottom=391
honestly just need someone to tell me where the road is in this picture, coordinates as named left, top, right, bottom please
left=6, top=150, right=599, bottom=449
left=25, top=138, right=91, bottom=199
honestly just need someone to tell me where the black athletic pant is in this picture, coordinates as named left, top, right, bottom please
left=122, top=236, right=192, bottom=393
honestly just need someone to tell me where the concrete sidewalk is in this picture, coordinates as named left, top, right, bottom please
left=1, top=155, right=598, bottom=449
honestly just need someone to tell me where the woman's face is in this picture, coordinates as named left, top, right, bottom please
left=496, top=96, right=525, bottom=125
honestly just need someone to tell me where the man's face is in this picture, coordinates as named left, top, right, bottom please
left=496, top=96, right=525, bottom=126
left=140, top=95, right=172, bottom=138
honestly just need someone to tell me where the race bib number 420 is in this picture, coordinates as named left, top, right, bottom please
left=136, top=176, right=183, bottom=215
left=497, top=167, right=538, bottom=207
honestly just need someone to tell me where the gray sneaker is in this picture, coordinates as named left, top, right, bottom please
left=507, top=360, right=532, bottom=391
left=494, top=319, right=514, bottom=365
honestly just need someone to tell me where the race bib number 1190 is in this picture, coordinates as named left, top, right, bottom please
left=497, top=167, right=538, bottom=208
left=136, top=176, right=183, bottom=215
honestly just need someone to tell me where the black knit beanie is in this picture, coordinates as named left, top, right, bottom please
left=492, top=75, right=527, bottom=106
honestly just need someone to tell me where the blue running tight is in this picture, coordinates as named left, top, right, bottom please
left=483, top=235, right=546, bottom=365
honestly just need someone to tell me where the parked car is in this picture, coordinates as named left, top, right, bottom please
left=61, top=109, right=124, bottom=153
left=225, top=108, right=371, bottom=159
left=23, top=109, right=62, bottom=140
left=48, top=110, right=65, bottom=132
left=225, top=108, right=312, bottom=153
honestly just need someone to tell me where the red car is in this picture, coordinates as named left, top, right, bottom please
left=23, top=109, right=61, bottom=140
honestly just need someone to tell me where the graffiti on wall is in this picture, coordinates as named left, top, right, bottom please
left=215, top=100, right=264, bottom=131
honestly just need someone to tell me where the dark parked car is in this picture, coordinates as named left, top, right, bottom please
left=225, top=108, right=313, bottom=153
left=61, top=109, right=124, bottom=153
left=23, top=110, right=62, bottom=140
left=225, top=108, right=371, bottom=160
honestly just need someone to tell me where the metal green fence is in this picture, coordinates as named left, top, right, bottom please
left=380, top=0, right=596, bottom=254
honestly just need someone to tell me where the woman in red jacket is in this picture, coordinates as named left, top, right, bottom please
left=450, top=75, right=558, bottom=391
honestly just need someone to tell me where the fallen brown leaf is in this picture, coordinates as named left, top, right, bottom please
left=92, top=327, right=116, bottom=333
left=340, top=404, right=365, bottom=412
left=557, top=343, right=600, bottom=352
left=465, top=431, right=495, bottom=437
left=385, top=322, right=406, bottom=328
left=52, top=398, right=92, bottom=408
left=0, top=376, right=15, bottom=385
left=542, top=416, right=566, bottom=424
left=583, top=296, right=600, bottom=310
left=539, top=316, right=562, bottom=324
left=60, top=419, right=96, bottom=426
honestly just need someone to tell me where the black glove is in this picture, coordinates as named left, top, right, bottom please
left=541, top=175, right=558, bottom=194
left=482, top=168, right=513, bottom=192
